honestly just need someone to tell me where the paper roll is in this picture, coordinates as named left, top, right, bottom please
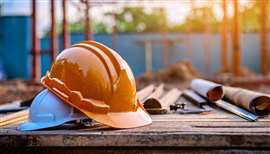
left=224, top=86, right=270, bottom=115
left=191, top=79, right=224, bottom=101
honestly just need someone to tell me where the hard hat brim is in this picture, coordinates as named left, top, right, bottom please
left=42, top=74, right=152, bottom=129
left=79, top=103, right=152, bottom=128
left=18, top=117, right=83, bottom=131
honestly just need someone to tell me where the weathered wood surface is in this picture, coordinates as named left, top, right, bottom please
left=0, top=108, right=269, bottom=149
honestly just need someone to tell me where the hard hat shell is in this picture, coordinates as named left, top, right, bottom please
left=19, top=89, right=86, bottom=131
left=41, top=41, right=152, bottom=128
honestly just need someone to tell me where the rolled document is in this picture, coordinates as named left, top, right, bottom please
left=144, top=87, right=182, bottom=114
left=142, top=84, right=164, bottom=107
left=191, top=79, right=224, bottom=101
left=137, top=84, right=155, bottom=102
left=223, top=86, right=270, bottom=115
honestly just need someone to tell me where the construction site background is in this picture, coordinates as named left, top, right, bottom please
left=0, top=0, right=269, bottom=106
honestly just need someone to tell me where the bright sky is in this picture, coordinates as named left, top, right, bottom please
left=1, top=0, right=250, bottom=37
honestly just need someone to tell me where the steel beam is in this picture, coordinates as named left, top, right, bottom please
left=62, top=0, right=70, bottom=48
left=203, top=3, right=211, bottom=74
left=50, top=0, right=57, bottom=62
left=31, top=0, right=41, bottom=81
left=112, top=13, right=117, bottom=49
left=221, top=0, right=228, bottom=72
left=145, top=40, right=153, bottom=72
left=160, top=8, right=169, bottom=67
left=84, top=0, right=91, bottom=40
left=260, top=0, right=269, bottom=75
left=232, top=0, right=241, bottom=76
left=186, top=0, right=194, bottom=60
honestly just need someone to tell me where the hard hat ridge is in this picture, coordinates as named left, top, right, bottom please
left=41, top=41, right=152, bottom=128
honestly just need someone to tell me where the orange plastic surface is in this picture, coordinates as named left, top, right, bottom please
left=42, top=41, right=152, bottom=128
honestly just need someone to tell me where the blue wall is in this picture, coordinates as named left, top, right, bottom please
left=0, top=16, right=269, bottom=79
left=40, top=33, right=265, bottom=77
left=0, top=16, right=32, bottom=79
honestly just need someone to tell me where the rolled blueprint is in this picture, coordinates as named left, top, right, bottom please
left=191, top=79, right=224, bottom=101
left=223, top=86, right=270, bottom=115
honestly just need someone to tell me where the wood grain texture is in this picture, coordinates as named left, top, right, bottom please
left=0, top=109, right=269, bottom=148
left=0, top=87, right=269, bottom=152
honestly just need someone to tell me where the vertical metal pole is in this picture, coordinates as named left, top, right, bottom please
left=84, top=0, right=91, bottom=40
left=260, top=0, right=268, bottom=75
left=186, top=0, right=194, bottom=60
left=31, top=0, right=40, bottom=81
left=172, top=42, right=177, bottom=63
left=162, top=33, right=169, bottom=67
left=221, top=0, right=228, bottom=72
left=232, top=0, right=241, bottom=76
left=145, top=41, right=152, bottom=72
left=112, top=13, right=117, bottom=50
left=203, top=3, right=211, bottom=74
left=62, top=0, right=70, bottom=48
left=160, top=8, right=169, bottom=67
left=50, top=0, right=57, bottom=62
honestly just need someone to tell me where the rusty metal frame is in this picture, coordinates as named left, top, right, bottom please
left=232, top=0, right=241, bottom=76
left=84, top=0, right=91, bottom=40
left=221, top=0, right=229, bottom=72
left=50, top=0, right=58, bottom=62
left=186, top=0, right=194, bottom=60
left=112, top=13, right=117, bottom=50
left=31, top=0, right=41, bottom=81
left=260, top=0, right=268, bottom=75
left=62, top=0, right=70, bottom=48
left=203, top=2, right=212, bottom=74
left=160, top=8, right=169, bottom=67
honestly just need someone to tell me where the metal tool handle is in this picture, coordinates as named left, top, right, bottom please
left=215, top=100, right=258, bottom=121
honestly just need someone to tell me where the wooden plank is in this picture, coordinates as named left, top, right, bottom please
left=0, top=115, right=28, bottom=127
left=0, top=129, right=269, bottom=147
left=0, top=86, right=269, bottom=149
left=5, top=149, right=268, bottom=154
left=0, top=115, right=269, bottom=148
left=0, top=109, right=29, bottom=126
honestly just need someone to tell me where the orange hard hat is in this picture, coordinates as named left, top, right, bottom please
left=41, top=41, right=152, bottom=128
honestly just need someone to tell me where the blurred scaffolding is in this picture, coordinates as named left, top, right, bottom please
left=1, top=0, right=269, bottom=80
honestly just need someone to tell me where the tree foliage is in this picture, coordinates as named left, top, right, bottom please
left=106, top=7, right=167, bottom=33
left=44, top=1, right=270, bottom=36
left=169, top=6, right=219, bottom=33
left=240, top=0, right=270, bottom=32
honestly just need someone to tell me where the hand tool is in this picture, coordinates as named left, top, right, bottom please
left=0, top=100, right=28, bottom=113
left=0, top=107, right=28, bottom=113
left=170, top=91, right=212, bottom=114
left=181, top=90, right=212, bottom=112
left=214, top=100, right=258, bottom=121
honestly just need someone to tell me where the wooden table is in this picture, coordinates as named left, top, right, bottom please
left=0, top=107, right=269, bottom=153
